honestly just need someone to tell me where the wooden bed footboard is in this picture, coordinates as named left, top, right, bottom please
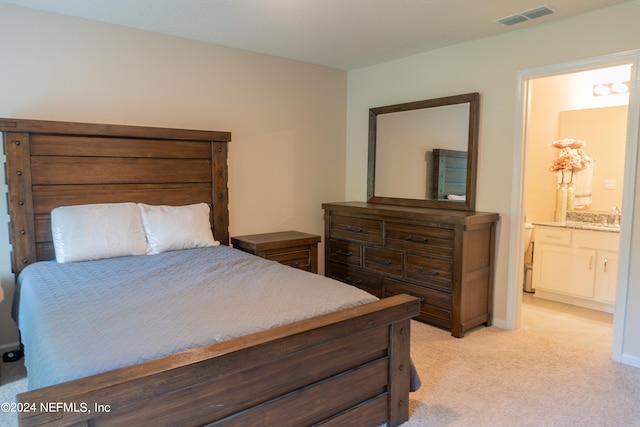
left=17, top=294, right=420, bottom=427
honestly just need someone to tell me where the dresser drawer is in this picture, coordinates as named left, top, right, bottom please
left=385, top=222, right=453, bottom=258
left=405, top=254, right=453, bottom=290
left=329, top=214, right=383, bottom=245
left=327, top=263, right=382, bottom=297
left=383, top=278, right=451, bottom=325
left=327, top=239, right=362, bottom=266
left=266, top=249, right=312, bottom=271
left=364, top=246, right=403, bottom=276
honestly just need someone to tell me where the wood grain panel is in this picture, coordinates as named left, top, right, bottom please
left=32, top=183, right=214, bottom=215
left=209, top=359, right=388, bottom=427
left=4, top=132, right=37, bottom=270
left=92, top=327, right=389, bottom=426
left=30, top=134, right=212, bottom=159
left=30, top=157, right=212, bottom=185
left=0, top=118, right=230, bottom=142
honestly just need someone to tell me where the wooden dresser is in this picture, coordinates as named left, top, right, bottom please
left=322, top=202, right=499, bottom=337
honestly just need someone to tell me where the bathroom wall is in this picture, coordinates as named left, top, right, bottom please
left=559, top=106, right=627, bottom=213
left=525, top=66, right=630, bottom=223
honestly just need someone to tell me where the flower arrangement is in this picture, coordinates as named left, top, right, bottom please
left=548, top=138, right=594, bottom=183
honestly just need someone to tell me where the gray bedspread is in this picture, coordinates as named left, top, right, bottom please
left=15, top=246, right=382, bottom=390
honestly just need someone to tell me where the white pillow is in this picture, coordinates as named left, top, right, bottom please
left=51, top=202, right=149, bottom=263
left=138, top=203, right=218, bottom=254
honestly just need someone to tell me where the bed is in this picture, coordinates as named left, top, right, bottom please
left=0, top=118, right=420, bottom=427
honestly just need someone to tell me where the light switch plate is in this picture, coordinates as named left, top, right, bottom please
left=604, top=179, right=616, bottom=190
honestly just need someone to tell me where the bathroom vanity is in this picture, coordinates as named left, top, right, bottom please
left=532, top=222, right=619, bottom=313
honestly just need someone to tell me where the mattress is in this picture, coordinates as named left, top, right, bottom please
left=14, top=246, right=379, bottom=390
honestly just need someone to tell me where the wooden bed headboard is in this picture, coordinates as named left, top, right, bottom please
left=0, top=118, right=231, bottom=276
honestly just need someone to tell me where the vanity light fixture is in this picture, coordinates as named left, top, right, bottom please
left=593, top=81, right=630, bottom=97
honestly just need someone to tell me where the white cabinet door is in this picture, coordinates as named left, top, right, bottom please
left=595, top=250, right=618, bottom=303
left=533, top=243, right=596, bottom=298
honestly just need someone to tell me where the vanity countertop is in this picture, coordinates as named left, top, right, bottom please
left=533, top=221, right=620, bottom=233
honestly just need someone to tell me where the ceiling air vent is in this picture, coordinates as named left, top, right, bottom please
left=497, top=4, right=557, bottom=26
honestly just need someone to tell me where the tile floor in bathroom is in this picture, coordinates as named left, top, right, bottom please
left=520, top=292, right=614, bottom=353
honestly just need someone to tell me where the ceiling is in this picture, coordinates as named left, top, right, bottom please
left=1, top=0, right=631, bottom=70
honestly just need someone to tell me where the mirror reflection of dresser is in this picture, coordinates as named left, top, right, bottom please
left=324, top=93, right=499, bottom=337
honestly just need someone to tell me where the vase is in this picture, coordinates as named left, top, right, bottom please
left=566, top=182, right=574, bottom=211
left=554, top=183, right=569, bottom=222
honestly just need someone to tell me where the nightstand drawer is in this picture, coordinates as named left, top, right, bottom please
left=231, top=231, right=320, bottom=273
left=266, top=249, right=313, bottom=271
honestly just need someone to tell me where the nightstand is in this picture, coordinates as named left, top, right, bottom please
left=231, top=231, right=321, bottom=273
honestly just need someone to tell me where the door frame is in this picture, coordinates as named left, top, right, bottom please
left=507, top=50, right=640, bottom=363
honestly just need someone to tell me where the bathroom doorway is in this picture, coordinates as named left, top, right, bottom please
left=509, top=51, right=640, bottom=362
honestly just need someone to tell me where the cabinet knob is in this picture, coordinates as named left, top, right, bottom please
left=335, top=250, right=353, bottom=257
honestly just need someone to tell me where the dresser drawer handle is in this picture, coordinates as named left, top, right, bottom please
left=406, top=235, right=428, bottom=243
left=344, top=275, right=362, bottom=284
left=346, top=225, right=363, bottom=233
left=416, top=266, right=439, bottom=275
left=335, top=250, right=353, bottom=257
left=406, top=293, right=426, bottom=304
left=373, top=257, right=392, bottom=266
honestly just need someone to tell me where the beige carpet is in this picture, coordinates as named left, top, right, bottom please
left=403, top=320, right=640, bottom=426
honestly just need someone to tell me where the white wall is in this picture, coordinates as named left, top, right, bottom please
left=0, top=4, right=347, bottom=348
left=347, top=1, right=640, bottom=362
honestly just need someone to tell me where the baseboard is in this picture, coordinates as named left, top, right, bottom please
left=0, top=341, right=21, bottom=352
left=533, top=289, right=614, bottom=314
left=619, top=352, right=640, bottom=369
left=491, top=318, right=507, bottom=329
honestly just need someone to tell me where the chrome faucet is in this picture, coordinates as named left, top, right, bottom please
left=612, top=206, right=621, bottom=226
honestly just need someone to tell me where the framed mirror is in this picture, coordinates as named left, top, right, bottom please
left=367, top=92, right=480, bottom=211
